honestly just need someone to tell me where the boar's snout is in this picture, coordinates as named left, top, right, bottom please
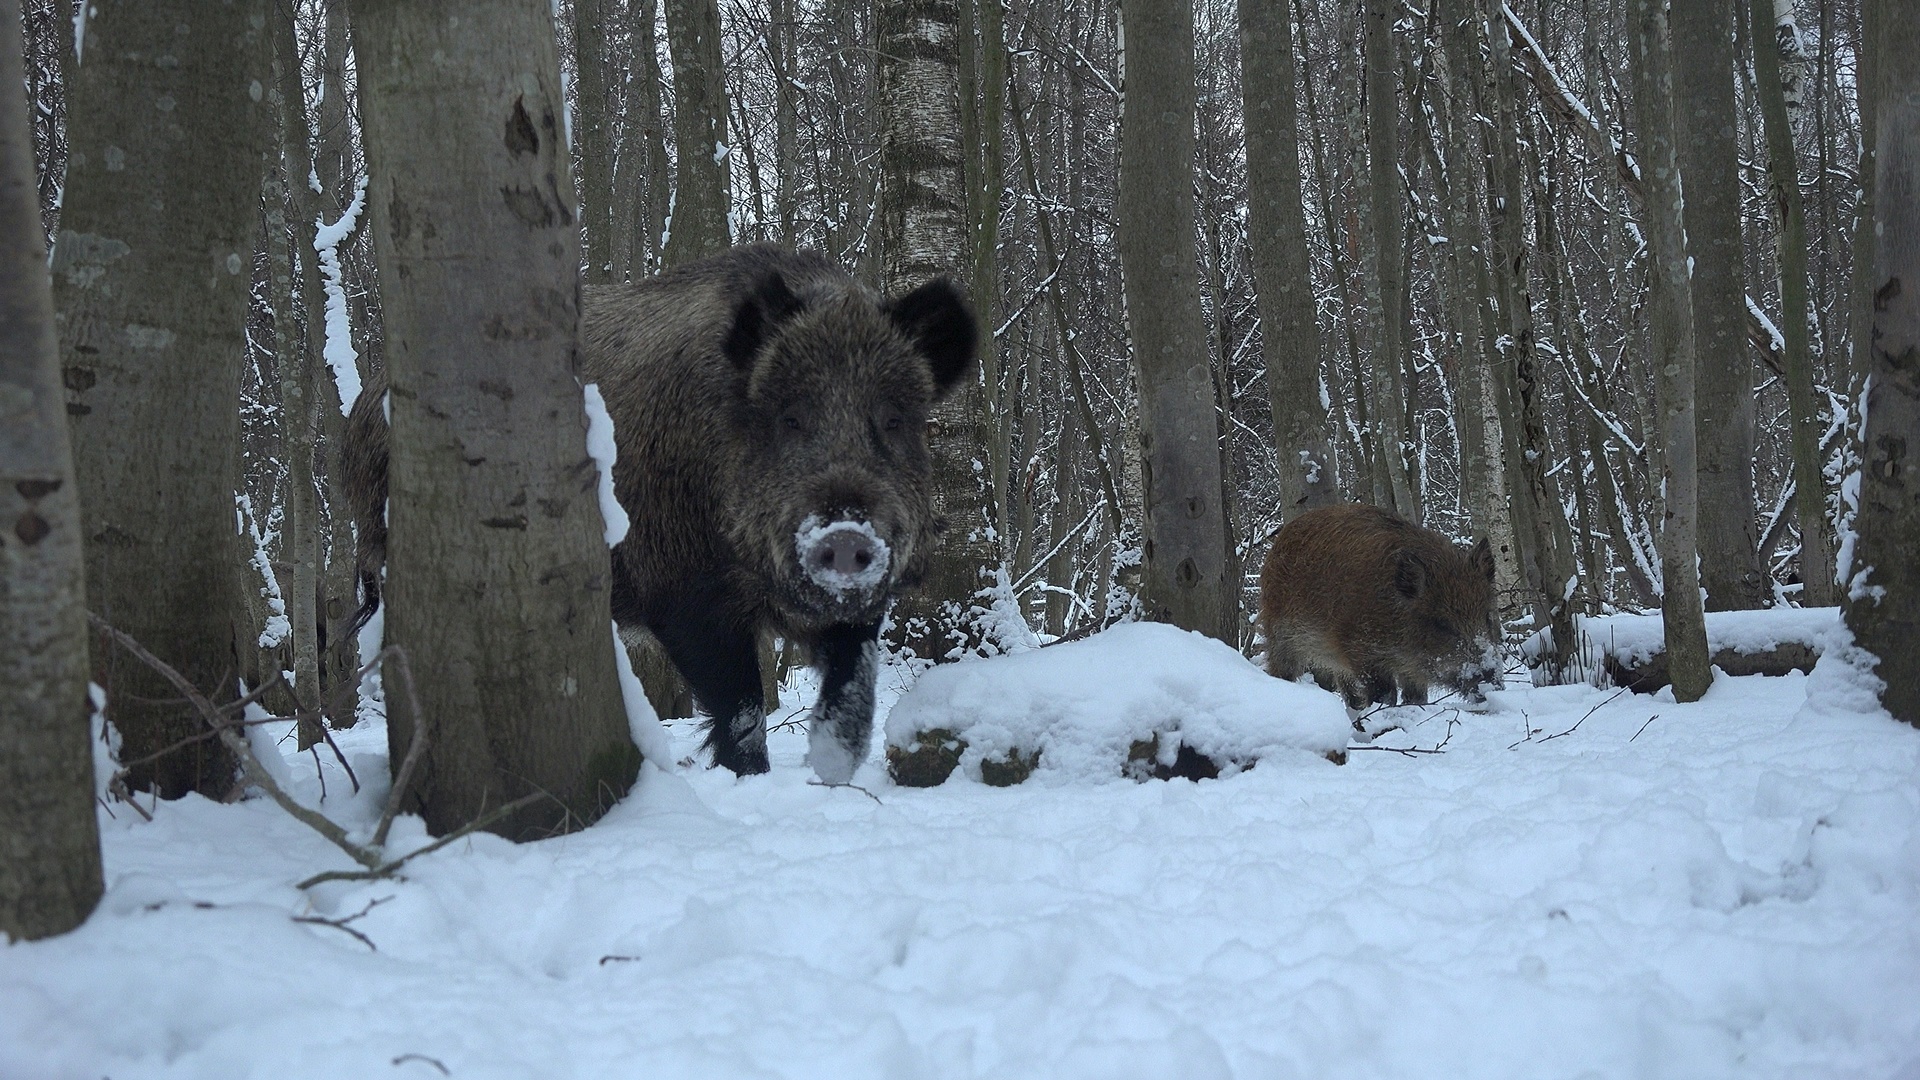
left=796, top=515, right=893, bottom=597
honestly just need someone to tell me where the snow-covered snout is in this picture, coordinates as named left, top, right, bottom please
left=725, top=270, right=976, bottom=628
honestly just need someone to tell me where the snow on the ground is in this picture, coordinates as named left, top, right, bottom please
left=1579, top=605, right=1840, bottom=666
left=5, top=636, right=1920, bottom=1080
left=886, top=622, right=1351, bottom=781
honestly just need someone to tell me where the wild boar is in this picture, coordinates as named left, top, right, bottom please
left=1258, top=503, right=1501, bottom=708
left=343, top=243, right=976, bottom=782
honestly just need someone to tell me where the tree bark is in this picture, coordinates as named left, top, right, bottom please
left=1481, top=0, right=1578, bottom=677
left=1674, top=0, right=1767, bottom=611
left=1240, top=0, right=1335, bottom=519
left=53, top=0, right=271, bottom=799
left=1750, top=0, right=1835, bottom=605
left=1629, top=0, right=1712, bottom=702
left=1364, top=0, right=1415, bottom=518
left=878, top=0, right=1000, bottom=660
left=0, top=0, right=104, bottom=941
left=615, top=0, right=671, bottom=277
left=267, top=18, right=325, bottom=746
left=349, top=0, right=640, bottom=839
left=1117, top=0, right=1232, bottom=642
left=662, top=0, right=733, bottom=265
left=1848, top=0, right=1919, bottom=726
left=573, top=0, right=617, bottom=283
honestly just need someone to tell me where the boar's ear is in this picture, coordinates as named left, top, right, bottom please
left=887, top=277, right=978, bottom=399
left=1469, top=537, right=1495, bottom=582
left=722, top=272, right=806, bottom=371
left=1394, top=550, right=1430, bottom=600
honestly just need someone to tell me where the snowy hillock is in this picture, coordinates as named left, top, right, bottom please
left=1580, top=606, right=1837, bottom=693
left=884, top=621, right=1352, bottom=786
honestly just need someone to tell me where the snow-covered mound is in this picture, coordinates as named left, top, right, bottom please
left=1581, top=606, right=1840, bottom=665
left=1579, top=606, right=1838, bottom=691
left=885, top=621, right=1351, bottom=785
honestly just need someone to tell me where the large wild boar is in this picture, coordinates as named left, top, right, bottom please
left=1258, top=503, right=1501, bottom=708
left=344, top=243, right=976, bottom=782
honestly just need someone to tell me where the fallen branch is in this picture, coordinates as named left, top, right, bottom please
left=89, top=614, right=527, bottom=892
left=291, top=895, right=390, bottom=952
left=89, top=612, right=384, bottom=871
left=295, top=793, right=545, bottom=890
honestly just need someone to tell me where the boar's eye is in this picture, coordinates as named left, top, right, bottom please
left=1425, top=616, right=1460, bottom=640
left=883, top=414, right=904, bottom=433
left=780, top=415, right=803, bottom=432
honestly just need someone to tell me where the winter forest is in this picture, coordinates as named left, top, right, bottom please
left=3, top=0, right=1918, bottom=1074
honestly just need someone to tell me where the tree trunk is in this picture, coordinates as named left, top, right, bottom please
left=878, top=0, right=1000, bottom=660
left=1118, top=0, right=1231, bottom=642
left=1240, top=0, right=1335, bottom=518
left=1364, top=0, right=1415, bottom=517
left=350, top=0, right=639, bottom=839
left=267, top=18, right=325, bottom=747
left=0, top=0, right=104, bottom=941
left=1674, top=0, right=1767, bottom=611
left=1847, top=0, right=1919, bottom=726
left=1629, top=0, right=1712, bottom=702
left=1750, top=0, right=1834, bottom=605
left=573, top=0, right=616, bottom=283
left=662, top=0, right=733, bottom=265
left=617, top=0, right=671, bottom=277
left=1481, top=0, right=1577, bottom=677
left=53, top=0, right=271, bottom=799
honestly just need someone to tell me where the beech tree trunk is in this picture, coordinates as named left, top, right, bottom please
left=1118, top=0, right=1232, bottom=642
left=1675, top=0, right=1767, bottom=611
left=53, top=0, right=271, bottom=799
left=662, top=0, right=733, bottom=265
left=0, top=0, right=103, bottom=941
left=1629, top=0, right=1712, bottom=702
left=1848, top=0, right=1918, bottom=726
left=350, top=0, right=639, bottom=839
left=1240, top=0, right=1335, bottom=519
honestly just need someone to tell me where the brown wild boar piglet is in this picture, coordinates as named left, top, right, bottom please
left=1258, top=503, right=1501, bottom=709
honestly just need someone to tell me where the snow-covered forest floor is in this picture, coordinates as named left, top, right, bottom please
left=4, top=634, right=1919, bottom=1079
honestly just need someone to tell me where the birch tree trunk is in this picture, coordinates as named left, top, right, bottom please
left=662, top=0, right=733, bottom=265
left=1750, top=0, right=1834, bottom=605
left=350, top=0, right=639, bottom=839
left=878, top=0, right=999, bottom=660
left=53, top=0, right=271, bottom=799
left=0, top=0, right=103, bottom=941
left=1848, top=0, right=1919, bottom=726
left=1629, top=0, right=1712, bottom=702
left=1674, top=0, right=1767, bottom=611
left=1118, top=0, right=1232, bottom=642
left=1240, top=0, right=1335, bottom=518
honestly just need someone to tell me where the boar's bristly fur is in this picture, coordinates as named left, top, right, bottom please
left=1258, top=503, right=1501, bottom=709
left=342, top=244, right=976, bottom=782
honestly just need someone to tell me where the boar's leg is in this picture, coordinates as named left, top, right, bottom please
left=649, top=606, right=769, bottom=776
left=1337, top=670, right=1397, bottom=710
left=1398, top=679, right=1429, bottom=706
left=803, top=621, right=882, bottom=785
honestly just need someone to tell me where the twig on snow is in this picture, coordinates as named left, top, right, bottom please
left=293, top=895, right=391, bottom=952
left=391, top=1053, right=451, bottom=1075
left=808, top=780, right=884, bottom=804
left=1539, top=686, right=1632, bottom=743
left=1629, top=713, right=1662, bottom=742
